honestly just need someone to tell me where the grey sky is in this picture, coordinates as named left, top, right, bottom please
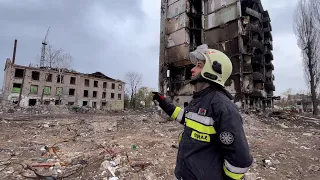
left=0, top=0, right=305, bottom=96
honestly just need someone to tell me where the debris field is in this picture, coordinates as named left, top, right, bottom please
left=0, top=105, right=319, bottom=180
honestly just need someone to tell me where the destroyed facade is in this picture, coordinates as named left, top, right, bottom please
left=2, top=59, right=125, bottom=110
left=159, top=0, right=275, bottom=109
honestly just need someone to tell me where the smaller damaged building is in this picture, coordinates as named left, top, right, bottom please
left=287, top=94, right=318, bottom=113
left=2, top=59, right=125, bottom=110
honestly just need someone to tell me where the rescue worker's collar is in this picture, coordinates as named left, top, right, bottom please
left=193, top=84, right=234, bottom=100
left=193, top=85, right=212, bottom=98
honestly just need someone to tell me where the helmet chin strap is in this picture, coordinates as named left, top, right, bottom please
left=190, top=74, right=207, bottom=85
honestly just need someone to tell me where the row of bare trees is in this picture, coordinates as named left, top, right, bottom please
left=293, top=0, right=320, bottom=115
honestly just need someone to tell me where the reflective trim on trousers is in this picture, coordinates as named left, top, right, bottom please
left=224, top=159, right=249, bottom=174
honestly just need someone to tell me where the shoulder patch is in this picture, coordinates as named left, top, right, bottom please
left=198, top=108, right=207, bottom=116
left=219, top=131, right=234, bottom=145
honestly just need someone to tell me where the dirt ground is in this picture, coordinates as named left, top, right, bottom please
left=0, top=107, right=319, bottom=180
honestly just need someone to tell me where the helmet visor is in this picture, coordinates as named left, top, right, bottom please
left=189, top=44, right=209, bottom=64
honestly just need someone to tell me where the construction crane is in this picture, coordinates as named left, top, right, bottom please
left=40, top=27, right=50, bottom=68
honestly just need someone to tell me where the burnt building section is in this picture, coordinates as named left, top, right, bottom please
left=159, top=0, right=275, bottom=109
left=2, top=59, right=125, bottom=110
left=263, top=10, right=275, bottom=107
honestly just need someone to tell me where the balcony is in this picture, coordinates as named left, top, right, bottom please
left=267, top=91, right=273, bottom=98
left=265, top=52, right=273, bottom=61
left=252, top=72, right=265, bottom=82
left=251, top=90, right=267, bottom=98
left=249, top=39, right=264, bottom=53
left=251, top=55, right=265, bottom=66
left=265, top=82, right=275, bottom=91
left=265, top=71, right=272, bottom=78
left=265, top=61, right=274, bottom=70
left=245, top=7, right=262, bottom=22
left=264, top=38, right=273, bottom=50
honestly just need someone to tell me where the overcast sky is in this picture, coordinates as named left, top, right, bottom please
left=0, top=0, right=304, bottom=96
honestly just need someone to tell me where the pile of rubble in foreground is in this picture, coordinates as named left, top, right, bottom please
left=0, top=103, right=129, bottom=117
left=0, top=106, right=319, bottom=180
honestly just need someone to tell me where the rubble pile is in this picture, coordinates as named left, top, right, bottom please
left=0, top=104, right=127, bottom=117
left=241, top=111, right=320, bottom=180
left=0, top=108, right=319, bottom=179
left=0, top=104, right=71, bottom=115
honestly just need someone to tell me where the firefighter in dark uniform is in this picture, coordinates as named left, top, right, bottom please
left=152, top=44, right=253, bottom=180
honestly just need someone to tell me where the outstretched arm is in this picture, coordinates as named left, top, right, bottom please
left=152, top=92, right=185, bottom=124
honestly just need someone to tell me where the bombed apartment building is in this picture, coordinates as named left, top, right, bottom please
left=159, top=0, right=275, bottom=109
left=2, top=59, right=125, bottom=110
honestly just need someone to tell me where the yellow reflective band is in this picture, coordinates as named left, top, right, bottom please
left=223, top=166, right=244, bottom=180
left=185, top=119, right=216, bottom=134
left=191, top=131, right=210, bottom=142
left=171, top=107, right=181, bottom=120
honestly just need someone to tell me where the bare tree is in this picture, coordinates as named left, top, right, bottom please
left=35, top=44, right=72, bottom=69
left=35, top=44, right=72, bottom=105
left=124, top=72, right=142, bottom=109
left=293, top=0, right=320, bottom=115
left=136, top=87, right=155, bottom=108
left=311, top=0, right=320, bottom=30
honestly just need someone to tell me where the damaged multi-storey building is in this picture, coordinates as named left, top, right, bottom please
left=159, top=0, right=275, bottom=109
left=2, top=59, right=125, bottom=110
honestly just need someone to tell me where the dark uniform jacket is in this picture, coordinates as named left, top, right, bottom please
left=158, top=86, right=253, bottom=180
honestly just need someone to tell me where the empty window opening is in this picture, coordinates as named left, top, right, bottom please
left=28, top=99, right=37, bottom=106
left=44, top=86, right=51, bottom=95
left=188, top=0, right=202, bottom=50
left=102, top=92, right=106, bottom=99
left=30, top=85, right=38, bottom=94
left=112, top=83, right=115, bottom=89
left=92, top=102, right=97, bottom=108
left=12, top=83, right=21, bottom=93
left=85, top=79, right=89, bottom=87
left=57, top=75, right=64, bottom=83
left=56, top=87, right=63, bottom=96
left=93, top=91, right=97, bottom=98
left=14, top=69, right=24, bottom=78
left=70, top=77, right=76, bottom=85
left=94, top=81, right=98, bottom=87
left=111, top=93, right=115, bottom=99
left=69, top=88, right=75, bottom=96
left=82, top=101, right=88, bottom=106
left=102, top=102, right=106, bottom=107
left=118, top=84, right=122, bottom=91
left=44, top=100, right=51, bottom=105
left=118, top=94, right=121, bottom=100
left=83, top=90, right=88, bottom=97
left=32, top=71, right=40, bottom=80
left=55, top=100, right=61, bottom=105
left=103, top=82, right=107, bottom=88
left=68, top=102, right=74, bottom=105
left=46, top=73, right=52, bottom=82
